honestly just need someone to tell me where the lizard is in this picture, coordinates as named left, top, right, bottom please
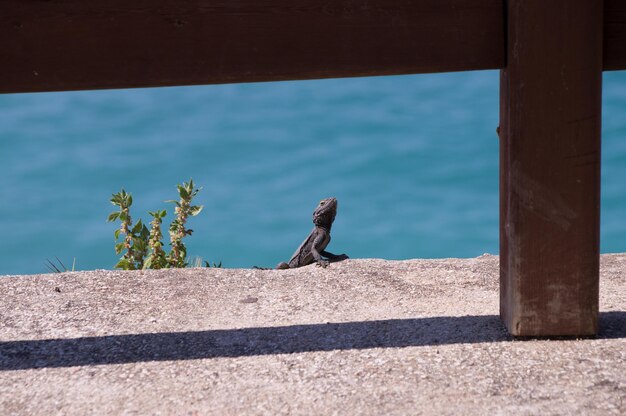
left=256, top=197, right=349, bottom=269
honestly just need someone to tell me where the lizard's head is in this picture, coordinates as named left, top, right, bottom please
left=312, top=197, right=338, bottom=229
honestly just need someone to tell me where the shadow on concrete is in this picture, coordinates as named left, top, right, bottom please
left=1, top=312, right=623, bottom=371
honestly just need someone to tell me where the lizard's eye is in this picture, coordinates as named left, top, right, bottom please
left=319, top=201, right=325, bottom=205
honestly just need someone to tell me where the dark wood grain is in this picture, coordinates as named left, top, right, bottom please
left=499, top=0, right=602, bottom=336
left=605, top=0, right=626, bottom=70
left=0, top=0, right=504, bottom=93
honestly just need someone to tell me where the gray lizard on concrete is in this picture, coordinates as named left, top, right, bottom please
left=257, top=197, right=348, bottom=269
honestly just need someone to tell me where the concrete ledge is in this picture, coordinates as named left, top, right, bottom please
left=1, top=255, right=625, bottom=414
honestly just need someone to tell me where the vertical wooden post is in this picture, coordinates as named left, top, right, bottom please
left=499, top=0, right=603, bottom=336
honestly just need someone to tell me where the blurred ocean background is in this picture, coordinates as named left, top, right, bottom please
left=1, top=70, right=625, bottom=275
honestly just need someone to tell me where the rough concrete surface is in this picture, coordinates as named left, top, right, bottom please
left=1, top=254, right=624, bottom=415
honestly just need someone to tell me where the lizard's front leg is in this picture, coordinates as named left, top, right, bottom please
left=311, top=246, right=329, bottom=268
left=312, top=233, right=330, bottom=268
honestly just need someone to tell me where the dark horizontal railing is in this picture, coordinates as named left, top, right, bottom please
left=0, top=0, right=503, bottom=93
left=0, top=0, right=622, bottom=94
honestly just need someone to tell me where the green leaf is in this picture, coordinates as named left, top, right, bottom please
left=178, top=185, right=189, bottom=200
left=114, top=229, right=121, bottom=240
left=119, top=212, right=128, bottom=222
left=107, top=212, right=120, bottom=222
left=133, top=238, right=147, bottom=250
left=115, top=258, right=133, bottom=270
left=188, top=205, right=203, bottom=216
left=127, top=194, right=133, bottom=207
left=205, top=260, right=222, bottom=268
left=115, top=242, right=125, bottom=254
left=131, top=219, right=143, bottom=235
left=169, top=221, right=180, bottom=232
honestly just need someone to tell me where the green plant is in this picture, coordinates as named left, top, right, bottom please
left=108, top=189, right=134, bottom=269
left=144, top=210, right=168, bottom=269
left=108, top=180, right=206, bottom=270
left=108, top=190, right=150, bottom=270
left=45, top=256, right=76, bottom=273
left=204, top=260, right=222, bottom=268
left=166, top=180, right=203, bottom=268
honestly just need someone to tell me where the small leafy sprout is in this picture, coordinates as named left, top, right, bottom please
left=144, top=210, right=168, bottom=270
left=204, top=260, right=222, bottom=268
left=131, top=220, right=150, bottom=269
left=45, top=257, right=76, bottom=273
left=166, top=179, right=203, bottom=268
left=108, top=189, right=138, bottom=270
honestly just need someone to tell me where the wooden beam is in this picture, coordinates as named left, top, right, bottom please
left=499, top=0, right=602, bottom=336
left=0, top=0, right=505, bottom=93
left=605, top=0, right=626, bottom=70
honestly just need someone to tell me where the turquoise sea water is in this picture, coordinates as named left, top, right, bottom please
left=1, top=70, right=625, bottom=275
